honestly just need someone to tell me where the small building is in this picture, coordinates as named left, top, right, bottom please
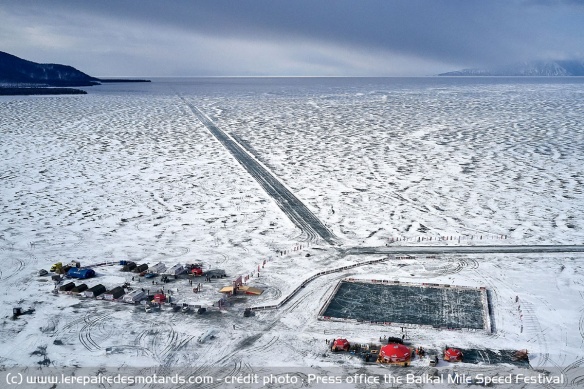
left=84, top=284, right=106, bottom=298
left=378, top=343, right=411, bottom=366
left=59, top=282, right=75, bottom=292
left=444, top=348, right=463, bottom=362
left=331, top=338, right=350, bottom=352
left=123, top=289, right=146, bottom=303
left=71, top=283, right=88, bottom=293
left=104, top=286, right=125, bottom=300
left=133, top=264, right=148, bottom=273
left=67, top=268, right=96, bottom=279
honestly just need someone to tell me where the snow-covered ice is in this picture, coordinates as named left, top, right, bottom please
left=1, top=77, right=583, bottom=387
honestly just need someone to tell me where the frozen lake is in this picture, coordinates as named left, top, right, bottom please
left=1, top=77, right=583, bottom=386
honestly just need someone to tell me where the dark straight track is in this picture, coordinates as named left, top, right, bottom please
left=183, top=99, right=337, bottom=245
left=345, top=245, right=584, bottom=255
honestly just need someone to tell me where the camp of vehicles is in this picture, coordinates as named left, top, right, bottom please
left=39, top=259, right=232, bottom=315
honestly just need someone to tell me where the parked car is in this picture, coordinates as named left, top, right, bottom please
left=429, top=355, right=439, bottom=367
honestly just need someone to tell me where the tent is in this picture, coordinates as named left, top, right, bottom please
left=71, top=283, right=88, bottom=293
left=378, top=343, right=411, bottom=365
left=134, top=264, right=148, bottom=273
left=104, top=286, right=125, bottom=300
left=67, top=268, right=95, bottom=279
left=84, top=284, right=106, bottom=298
left=332, top=338, right=350, bottom=352
left=444, top=348, right=463, bottom=362
left=121, top=262, right=136, bottom=272
left=59, top=282, right=75, bottom=292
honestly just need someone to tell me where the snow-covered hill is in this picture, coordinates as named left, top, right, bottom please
left=440, top=60, right=584, bottom=76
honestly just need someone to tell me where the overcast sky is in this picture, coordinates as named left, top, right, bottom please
left=1, top=0, right=583, bottom=76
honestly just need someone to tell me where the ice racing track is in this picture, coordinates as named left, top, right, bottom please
left=183, top=98, right=338, bottom=245
left=345, top=245, right=584, bottom=255
left=184, top=101, right=584, bottom=257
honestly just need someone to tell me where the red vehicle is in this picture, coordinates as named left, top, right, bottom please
left=154, top=293, right=166, bottom=303
left=186, top=263, right=204, bottom=276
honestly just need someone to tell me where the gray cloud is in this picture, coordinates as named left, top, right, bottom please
left=1, top=0, right=583, bottom=76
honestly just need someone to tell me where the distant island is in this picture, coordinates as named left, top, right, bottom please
left=0, top=51, right=150, bottom=95
left=99, top=78, right=151, bottom=83
left=439, top=60, right=584, bottom=76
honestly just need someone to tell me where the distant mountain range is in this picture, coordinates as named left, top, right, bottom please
left=0, top=51, right=149, bottom=87
left=439, top=60, right=584, bottom=76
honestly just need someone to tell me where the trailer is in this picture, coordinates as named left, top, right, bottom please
left=164, top=264, right=185, bottom=276
left=148, top=262, right=167, bottom=274
left=84, top=284, right=106, bottom=298
left=205, top=269, right=227, bottom=278
left=122, top=289, right=146, bottom=304
left=104, top=286, right=125, bottom=300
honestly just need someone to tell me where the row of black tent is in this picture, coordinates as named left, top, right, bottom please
left=58, top=282, right=118, bottom=298
left=120, top=261, right=148, bottom=273
left=59, top=282, right=88, bottom=293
